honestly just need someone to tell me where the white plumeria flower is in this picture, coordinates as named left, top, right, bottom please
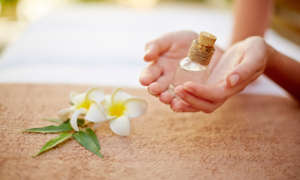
left=100, top=88, right=147, bottom=136
left=58, top=88, right=107, bottom=131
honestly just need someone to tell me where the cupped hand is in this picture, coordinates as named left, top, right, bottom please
left=139, top=30, right=223, bottom=104
left=140, top=31, right=198, bottom=96
left=172, top=36, right=269, bottom=113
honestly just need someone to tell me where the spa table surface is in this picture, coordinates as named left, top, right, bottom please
left=0, top=83, right=299, bottom=180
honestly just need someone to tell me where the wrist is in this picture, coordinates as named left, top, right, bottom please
left=264, top=42, right=277, bottom=73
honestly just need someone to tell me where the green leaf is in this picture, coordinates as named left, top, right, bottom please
left=34, top=132, right=72, bottom=157
left=85, top=128, right=100, bottom=150
left=24, top=121, right=73, bottom=133
left=24, top=119, right=86, bottom=133
left=73, top=130, right=103, bottom=158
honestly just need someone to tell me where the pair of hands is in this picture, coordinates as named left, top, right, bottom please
left=139, top=31, right=269, bottom=113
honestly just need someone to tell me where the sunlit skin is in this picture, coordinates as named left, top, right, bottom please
left=140, top=31, right=300, bottom=113
left=140, top=0, right=300, bottom=112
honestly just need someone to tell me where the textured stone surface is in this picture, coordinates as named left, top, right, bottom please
left=0, top=83, right=299, bottom=180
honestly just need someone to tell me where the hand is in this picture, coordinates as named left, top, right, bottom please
left=173, top=36, right=269, bottom=113
left=139, top=30, right=223, bottom=104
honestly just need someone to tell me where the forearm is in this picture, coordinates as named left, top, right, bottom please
left=264, top=45, right=300, bottom=101
left=231, top=0, right=273, bottom=44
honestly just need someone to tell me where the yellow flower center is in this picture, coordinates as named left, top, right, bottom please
left=109, top=102, right=126, bottom=117
left=76, top=99, right=92, bottom=110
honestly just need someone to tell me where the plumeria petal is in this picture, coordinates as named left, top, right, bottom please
left=57, top=108, right=73, bottom=121
left=71, top=93, right=86, bottom=105
left=111, top=88, right=132, bottom=103
left=109, top=116, right=130, bottom=136
left=102, top=95, right=112, bottom=108
left=71, top=108, right=86, bottom=131
left=124, top=98, right=148, bottom=118
left=86, top=88, right=105, bottom=104
left=85, top=103, right=107, bottom=123
left=101, top=95, right=117, bottom=119
left=102, top=95, right=112, bottom=109
left=69, top=91, right=79, bottom=104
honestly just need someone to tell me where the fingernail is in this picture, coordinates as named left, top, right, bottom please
left=229, top=74, right=239, bottom=87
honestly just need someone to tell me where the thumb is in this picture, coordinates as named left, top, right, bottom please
left=226, top=53, right=265, bottom=88
left=226, top=36, right=267, bottom=88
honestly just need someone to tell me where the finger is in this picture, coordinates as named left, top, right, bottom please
left=226, top=59, right=263, bottom=88
left=227, top=37, right=266, bottom=88
left=225, top=72, right=261, bottom=97
left=147, top=86, right=159, bottom=97
left=226, top=69, right=262, bottom=89
left=147, top=73, right=173, bottom=95
left=139, top=63, right=162, bottom=86
left=170, top=98, right=198, bottom=112
left=175, top=86, right=219, bottom=113
left=159, top=90, right=174, bottom=104
left=144, top=44, right=160, bottom=62
left=183, top=82, right=226, bottom=103
left=144, top=38, right=172, bottom=62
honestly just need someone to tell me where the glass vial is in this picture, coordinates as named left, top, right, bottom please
left=169, top=32, right=216, bottom=91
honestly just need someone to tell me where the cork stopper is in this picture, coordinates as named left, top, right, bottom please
left=188, top=32, right=216, bottom=65
left=198, top=32, right=216, bottom=46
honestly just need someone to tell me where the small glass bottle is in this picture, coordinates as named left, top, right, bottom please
left=169, top=32, right=216, bottom=92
